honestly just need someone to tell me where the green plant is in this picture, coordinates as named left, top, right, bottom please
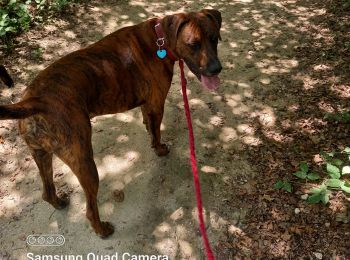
left=274, top=147, right=350, bottom=205
left=344, top=0, right=350, bottom=8
left=294, top=162, right=320, bottom=180
left=345, top=42, right=350, bottom=52
left=0, top=0, right=31, bottom=38
left=52, top=0, right=71, bottom=11
left=32, top=0, right=47, bottom=22
left=307, top=147, right=350, bottom=204
left=274, top=180, right=292, bottom=193
left=35, top=0, right=47, bottom=11
left=308, top=184, right=331, bottom=204
left=0, top=0, right=80, bottom=47
left=324, top=112, right=350, bottom=123
left=31, top=47, right=43, bottom=60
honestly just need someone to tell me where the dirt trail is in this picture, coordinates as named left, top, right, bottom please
left=1, top=0, right=349, bottom=259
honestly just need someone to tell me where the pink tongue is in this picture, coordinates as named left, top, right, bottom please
left=200, top=75, right=220, bottom=91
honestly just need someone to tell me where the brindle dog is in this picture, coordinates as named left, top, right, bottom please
left=0, top=9, right=222, bottom=238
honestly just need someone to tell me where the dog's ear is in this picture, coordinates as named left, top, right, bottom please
left=201, top=9, right=222, bottom=40
left=161, top=13, right=189, bottom=50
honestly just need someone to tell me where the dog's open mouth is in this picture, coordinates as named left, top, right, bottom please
left=200, top=74, right=220, bottom=91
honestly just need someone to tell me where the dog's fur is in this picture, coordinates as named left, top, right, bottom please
left=0, top=10, right=222, bottom=237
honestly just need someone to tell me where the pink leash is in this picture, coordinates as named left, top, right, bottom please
left=179, top=59, right=215, bottom=260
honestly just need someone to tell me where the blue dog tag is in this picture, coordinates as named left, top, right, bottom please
left=157, top=49, right=167, bottom=59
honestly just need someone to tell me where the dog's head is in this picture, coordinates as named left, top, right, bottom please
left=162, top=9, right=222, bottom=91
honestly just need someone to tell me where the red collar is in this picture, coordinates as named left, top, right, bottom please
left=154, top=19, right=178, bottom=62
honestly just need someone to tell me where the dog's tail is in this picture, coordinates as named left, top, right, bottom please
left=0, top=65, right=14, bottom=88
left=0, top=97, right=45, bottom=119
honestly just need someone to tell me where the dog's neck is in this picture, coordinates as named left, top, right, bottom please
left=154, top=19, right=178, bottom=62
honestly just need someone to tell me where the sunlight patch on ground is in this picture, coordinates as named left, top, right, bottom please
left=313, top=64, right=332, bottom=71
left=170, top=207, right=184, bottom=221
left=0, top=191, right=27, bottom=218
left=219, top=127, right=237, bottom=143
left=224, top=60, right=236, bottom=69
left=104, top=17, right=119, bottom=35
left=230, top=42, right=238, bottom=48
left=119, top=21, right=136, bottom=27
left=201, top=165, right=222, bottom=174
left=191, top=207, right=208, bottom=224
left=49, top=220, right=59, bottom=231
left=263, top=129, right=294, bottom=143
left=63, top=30, right=76, bottom=39
left=235, top=0, right=254, bottom=2
left=232, top=22, right=250, bottom=31
left=67, top=192, right=85, bottom=223
left=331, top=84, right=350, bottom=99
left=189, top=98, right=208, bottom=109
left=97, top=152, right=140, bottom=180
left=293, top=74, right=319, bottom=90
left=178, top=240, right=195, bottom=259
left=154, top=238, right=178, bottom=258
left=209, top=115, right=224, bottom=127
left=115, top=112, right=135, bottom=123
left=228, top=224, right=245, bottom=235
left=259, top=77, right=271, bottom=85
left=210, top=211, right=230, bottom=230
left=237, top=123, right=255, bottom=135
left=151, top=206, right=228, bottom=258
left=186, top=70, right=197, bottom=80
left=100, top=201, right=115, bottom=216
left=317, top=100, right=335, bottom=113
left=23, top=64, right=46, bottom=75
left=241, top=135, right=262, bottom=146
left=129, top=0, right=147, bottom=7
left=252, top=106, right=276, bottom=127
left=255, top=58, right=299, bottom=74
left=116, top=134, right=130, bottom=143
left=194, top=118, right=214, bottom=131
left=153, top=222, right=172, bottom=237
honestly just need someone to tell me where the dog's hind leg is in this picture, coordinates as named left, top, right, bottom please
left=142, top=103, right=169, bottom=156
left=141, top=105, right=150, bottom=132
left=31, top=149, right=69, bottom=209
left=55, top=126, right=114, bottom=238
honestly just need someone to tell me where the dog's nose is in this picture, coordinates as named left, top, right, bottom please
left=207, top=60, right=222, bottom=75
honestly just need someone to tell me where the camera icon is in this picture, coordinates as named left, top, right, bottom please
left=26, top=235, right=65, bottom=246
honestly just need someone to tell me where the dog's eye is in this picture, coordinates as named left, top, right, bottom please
left=188, top=41, right=201, bottom=51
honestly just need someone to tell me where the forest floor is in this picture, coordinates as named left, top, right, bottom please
left=0, top=0, right=349, bottom=259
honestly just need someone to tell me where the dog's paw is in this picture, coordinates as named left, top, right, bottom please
left=55, top=195, right=70, bottom=209
left=98, top=222, right=115, bottom=238
left=154, top=144, right=170, bottom=157
left=43, top=193, right=69, bottom=210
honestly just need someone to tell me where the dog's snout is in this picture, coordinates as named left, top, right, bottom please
left=207, top=60, right=222, bottom=75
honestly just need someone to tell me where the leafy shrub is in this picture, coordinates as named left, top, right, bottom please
left=274, top=147, right=350, bottom=205
left=0, top=0, right=31, bottom=37
left=345, top=0, right=350, bottom=8
left=0, top=0, right=79, bottom=42
left=324, top=111, right=350, bottom=123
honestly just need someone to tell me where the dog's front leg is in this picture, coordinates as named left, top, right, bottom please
left=142, top=104, right=169, bottom=156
